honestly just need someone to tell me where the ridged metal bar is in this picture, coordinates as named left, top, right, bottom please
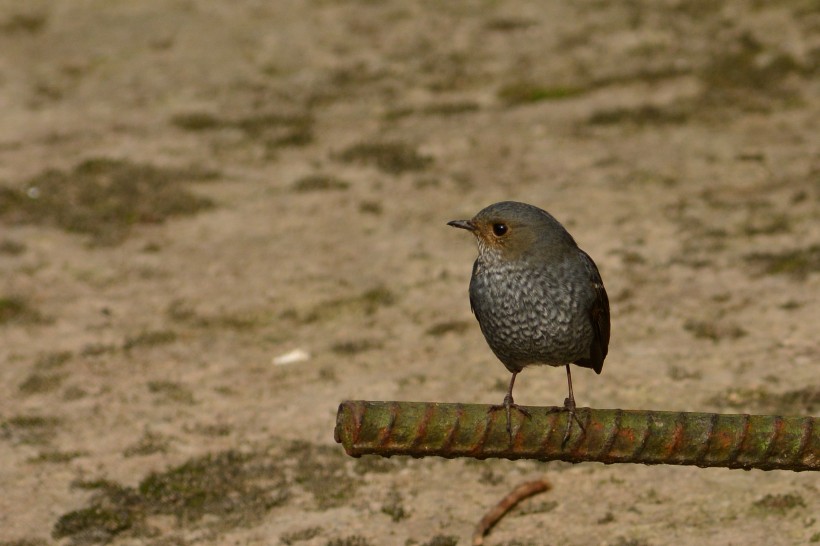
left=334, top=401, right=819, bottom=472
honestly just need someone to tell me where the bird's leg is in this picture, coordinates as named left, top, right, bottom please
left=503, top=372, right=531, bottom=439
left=562, top=365, right=585, bottom=445
left=489, top=372, right=531, bottom=441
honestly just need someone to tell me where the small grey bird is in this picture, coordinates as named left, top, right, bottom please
left=448, top=201, right=610, bottom=442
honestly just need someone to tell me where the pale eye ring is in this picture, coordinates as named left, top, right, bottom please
left=492, top=223, right=508, bottom=237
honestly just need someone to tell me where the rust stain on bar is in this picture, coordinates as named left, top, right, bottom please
left=726, top=413, right=751, bottom=464
left=694, top=413, right=720, bottom=466
left=441, top=404, right=463, bottom=452
left=411, top=403, right=437, bottom=450
left=795, top=419, right=813, bottom=466
left=666, top=413, right=686, bottom=463
left=335, top=401, right=819, bottom=472
left=469, top=410, right=493, bottom=457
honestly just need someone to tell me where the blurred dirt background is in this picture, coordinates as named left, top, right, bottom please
left=1, top=1, right=819, bottom=545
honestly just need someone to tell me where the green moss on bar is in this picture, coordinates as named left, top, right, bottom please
left=335, top=401, right=818, bottom=472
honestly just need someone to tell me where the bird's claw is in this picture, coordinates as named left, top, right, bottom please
left=561, top=397, right=585, bottom=446
left=488, top=396, right=531, bottom=442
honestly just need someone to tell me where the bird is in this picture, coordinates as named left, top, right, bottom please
left=448, top=201, right=610, bottom=443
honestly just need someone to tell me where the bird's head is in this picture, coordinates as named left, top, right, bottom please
left=448, top=201, right=576, bottom=263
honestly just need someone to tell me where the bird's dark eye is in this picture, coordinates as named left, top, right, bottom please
left=492, top=223, right=508, bottom=237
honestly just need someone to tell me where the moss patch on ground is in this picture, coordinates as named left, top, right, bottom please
left=708, top=385, right=820, bottom=415
left=52, top=439, right=370, bottom=543
left=291, top=174, right=351, bottom=193
left=745, top=244, right=820, bottom=280
left=281, top=526, right=323, bottom=545
left=0, top=539, right=50, bottom=546
left=588, top=104, right=690, bottom=126
left=28, top=450, right=86, bottom=464
left=123, top=431, right=171, bottom=457
left=284, top=440, right=359, bottom=510
left=683, top=319, right=747, bottom=342
left=171, top=111, right=314, bottom=150
left=0, top=238, right=26, bottom=255
left=0, top=158, right=218, bottom=245
left=303, top=287, right=397, bottom=323
left=54, top=450, right=289, bottom=543
left=1, top=415, right=61, bottom=445
left=330, top=339, right=383, bottom=355
left=424, top=320, right=471, bottom=337
left=498, top=81, right=585, bottom=105
left=752, top=493, right=806, bottom=514
left=166, top=299, right=272, bottom=331
left=698, top=33, right=805, bottom=104
left=337, top=141, right=433, bottom=174
left=0, top=295, right=45, bottom=325
left=147, top=381, right=196, bottom=405
left=123, top=330, right=178, bottom=351
left=19, top=372, right=65, bottom=395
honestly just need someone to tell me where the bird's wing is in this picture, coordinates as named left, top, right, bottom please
left=468, top=259, right=479, bottom=315
left=578, top=249, right=610, bottom=374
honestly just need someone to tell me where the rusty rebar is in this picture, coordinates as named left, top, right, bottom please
left=334, top=401, right=818, bottom=472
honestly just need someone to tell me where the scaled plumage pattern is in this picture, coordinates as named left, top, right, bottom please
left=448, top=201, right=610, bottom=442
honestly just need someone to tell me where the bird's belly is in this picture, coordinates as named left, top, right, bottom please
left=470, top=270, right=591, bottom=372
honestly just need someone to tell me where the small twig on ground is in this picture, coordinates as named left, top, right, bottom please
left=472, top=478, right=552, bottom=546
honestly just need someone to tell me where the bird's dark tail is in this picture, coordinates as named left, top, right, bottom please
left=573, top=357, right=604, bottom=375
left=574, top=342, right=605, bottom=374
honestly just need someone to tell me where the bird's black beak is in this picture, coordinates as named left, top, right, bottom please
left=447, top=219, right=476, bottom=231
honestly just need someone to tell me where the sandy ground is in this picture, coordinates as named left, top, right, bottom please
left=0, top=1, right=818, bottom=545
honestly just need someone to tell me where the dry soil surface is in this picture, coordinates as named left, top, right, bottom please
left=0, top=1, right=818, bottom=545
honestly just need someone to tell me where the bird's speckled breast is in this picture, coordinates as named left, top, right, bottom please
left=469, top=255, right=593, bottom=373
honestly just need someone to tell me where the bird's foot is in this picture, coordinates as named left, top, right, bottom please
left=561, top=397, right=585, bottom=446
left=488, top=395, right=531, bottom=441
